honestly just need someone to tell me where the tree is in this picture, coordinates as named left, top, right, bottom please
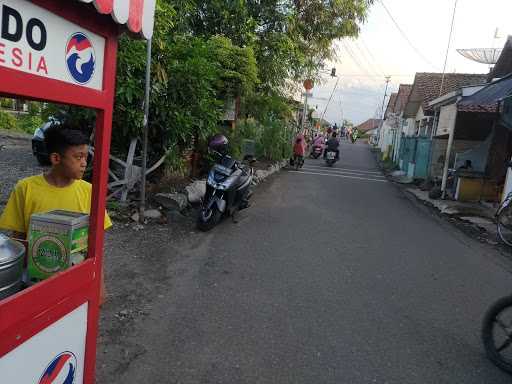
left=166, top=0, right=373, bottom=92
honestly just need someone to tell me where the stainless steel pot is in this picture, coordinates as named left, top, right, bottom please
left=0, top=234, right=25, bottom=300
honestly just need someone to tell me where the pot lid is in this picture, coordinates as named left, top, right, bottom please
left=0, top=234, right=25, bottom=265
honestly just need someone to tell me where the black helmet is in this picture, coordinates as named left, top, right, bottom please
left=209, top=134, right=229, bottom=155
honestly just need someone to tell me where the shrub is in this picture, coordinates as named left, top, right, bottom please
left=17, top=114, right=44, bottom=134
left=0, top=110, right=17, bottom=131
left=0, top=98, right=13, bottom=109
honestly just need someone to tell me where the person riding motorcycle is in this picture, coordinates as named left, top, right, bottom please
left=324, top=132, right=340, bottom=160
left=351, top=128, right=359, bottom=143
left=311, top=133, right=325, bottom=157
left=313, top=134, right=324, bottom=147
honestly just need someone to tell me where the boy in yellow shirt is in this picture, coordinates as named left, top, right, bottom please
left=0, top=124, right=111, bottom=299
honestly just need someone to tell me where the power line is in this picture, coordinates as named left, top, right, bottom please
left=379, top=0, right=440, bottom=70
left=347, top=39, right=381, bottom=78
left=358, top=37, right=386, bottom=77
left=321, top=77, right=340, bottom=122
left=340, top=40, right=386, bottom=87
left=341, top=41, right=371, bottom=75
left=439, top=0, right=458, bottom=96
left=351, top=39, right=385, bottom=78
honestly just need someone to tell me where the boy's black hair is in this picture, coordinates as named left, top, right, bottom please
left=44, top=124, right=89, bottom=155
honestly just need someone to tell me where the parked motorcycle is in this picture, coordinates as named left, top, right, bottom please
left=198, top=134, right=254, bottom=231
left=325, top=150, right=337, bottom=167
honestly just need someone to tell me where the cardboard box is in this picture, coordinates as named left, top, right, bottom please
left=28, top=210, right=89, bottom=281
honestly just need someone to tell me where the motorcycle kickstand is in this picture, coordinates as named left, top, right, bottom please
left=231, top=211, right=238, bottom=224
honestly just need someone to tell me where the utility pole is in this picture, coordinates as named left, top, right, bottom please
left=139, top=38, right=152, bottom=223
left=439, top=0, right=458, bottom=97
left=377, top=76, right=391, bottom=145
left=301, top=92, right=309, bottom=133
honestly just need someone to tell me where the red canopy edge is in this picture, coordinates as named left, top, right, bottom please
left=76, top=0, right=156, bottom=39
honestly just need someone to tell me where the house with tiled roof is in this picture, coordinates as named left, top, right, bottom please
left=427, top=71, right=512, bottom=201
left=378, top=93, right=398, bottom=156
left=403, top=73, right=487, bottom=137
left=355, top=118, right=381, bottom=134
left=390, top=84, right=413, bottom=161
left=375, top=84, right=412, bottom=160
left=395, top=73, right=487, bottom=179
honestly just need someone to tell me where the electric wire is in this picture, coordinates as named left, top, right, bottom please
left=379, top=0, right=440, bottom=70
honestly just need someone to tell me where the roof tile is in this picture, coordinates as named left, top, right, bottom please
left=413, top=72, right=488, bottom=112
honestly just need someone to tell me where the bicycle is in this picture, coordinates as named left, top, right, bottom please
left=481, top=176, right=512, bottom=373
left=497, top=190, right=512, bottom=246
left=482, top=295, right=512, bottom=373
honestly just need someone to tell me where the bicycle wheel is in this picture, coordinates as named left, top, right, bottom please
left=497, top=204, right=512, bottom=246
left=482, top=295, right=512, bottom=373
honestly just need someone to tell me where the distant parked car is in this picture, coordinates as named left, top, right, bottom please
left=32, top=120, right=56, bottom=165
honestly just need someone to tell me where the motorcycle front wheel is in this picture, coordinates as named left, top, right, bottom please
left=497, top=204, right=512, bottom=246
left=482, top=295, right=512, bottom=373
left=197, top=207, right=222, bottom=232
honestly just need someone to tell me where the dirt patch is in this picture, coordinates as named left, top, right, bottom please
left=97, top=212, right=198, bottom=382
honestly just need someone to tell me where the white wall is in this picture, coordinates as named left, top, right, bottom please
left=435, top=104, right=457, bottom=136
left=379, top=120, right=393, bottom=150
left=404, top=118, right=416, bottom=136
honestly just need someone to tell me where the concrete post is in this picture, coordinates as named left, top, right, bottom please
left=440, top=112, right=457, bottom=199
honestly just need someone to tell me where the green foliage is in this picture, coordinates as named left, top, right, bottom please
left=40, top=0, right=373, bottom=173
left=17, top=114, right=44, bottom=134
left=113, top=20, right=259, bottom=162
left=228, top=117, right=293, bottom=162
left=226, top=118, right=260, bottom=159
left=0, top=110, right=17, bottom=131
left=258, top=118, right=293, bottom=161
left=27, top=101, right=41, bottom=116
left=243, top=93, right=294, bottom=122
left=163, top=145, right=188, bottom=176
left=0, top=98, right=13, bottom=109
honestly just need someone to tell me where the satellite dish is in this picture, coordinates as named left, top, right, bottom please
left=456, top=48, right=503, bottom=64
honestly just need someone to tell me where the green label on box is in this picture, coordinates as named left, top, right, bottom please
left=28, top=225, right=88, bottom=280
left=32, top=235, right=68, bottom=274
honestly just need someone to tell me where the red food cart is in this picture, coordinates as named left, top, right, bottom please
left=0, top=1, right=155, bottom=382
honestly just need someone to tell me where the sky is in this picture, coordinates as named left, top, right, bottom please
left=311, top=0, right=512, bottom=127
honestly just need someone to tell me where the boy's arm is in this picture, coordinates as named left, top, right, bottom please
left=0, top=183, right=27, bottom=234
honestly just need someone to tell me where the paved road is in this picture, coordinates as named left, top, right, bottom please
left=107, top=141, right=512, bottom=383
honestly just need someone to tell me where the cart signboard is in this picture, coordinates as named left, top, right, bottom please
left=0, top=0, right=105, bottom=90
left=0, top=304, right=88, bottom=383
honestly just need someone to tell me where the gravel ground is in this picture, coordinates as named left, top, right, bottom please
left=0, top=133, right=47, bottom=212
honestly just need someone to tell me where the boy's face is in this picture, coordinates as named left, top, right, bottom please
left=50, top=145, right=89, bottom=179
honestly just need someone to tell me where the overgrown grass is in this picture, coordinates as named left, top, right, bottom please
left=0, top=110, right=44, bottom=134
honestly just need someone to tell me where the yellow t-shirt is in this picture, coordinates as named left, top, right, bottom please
left=0, top=175, right=112, bottom=234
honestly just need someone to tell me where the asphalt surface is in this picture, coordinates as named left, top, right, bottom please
left=105, top=141, right=512, bottom=383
